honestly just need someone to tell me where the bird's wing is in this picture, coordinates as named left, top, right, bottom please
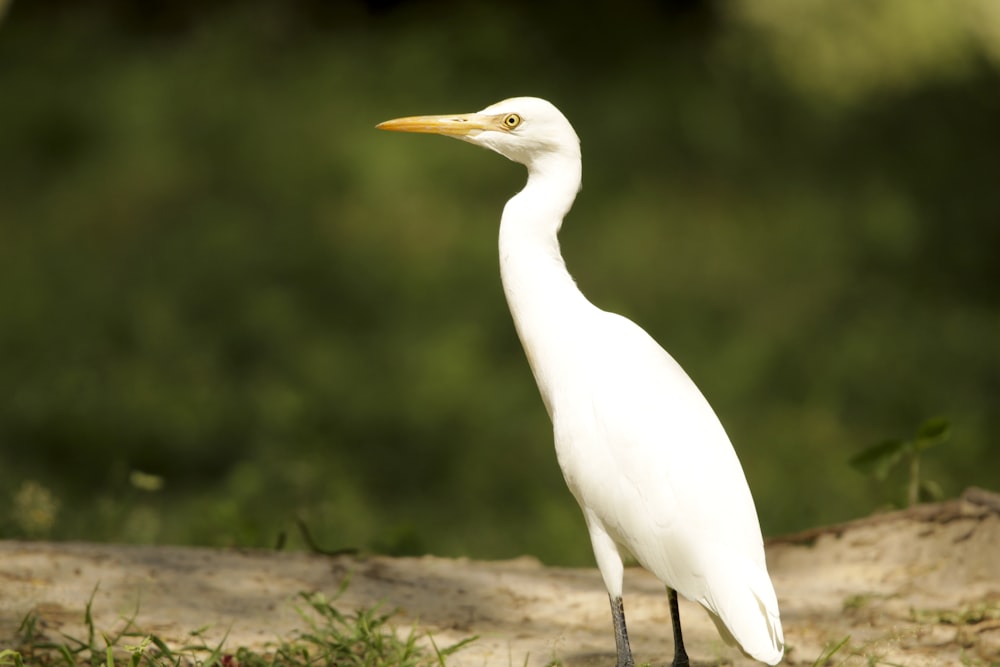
left=554, top=310, right=764, bottom=565
left=550, top=309, right=783, bottom=663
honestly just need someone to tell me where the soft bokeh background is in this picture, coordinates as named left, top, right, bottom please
left=2, top=0, right=998, bottom=565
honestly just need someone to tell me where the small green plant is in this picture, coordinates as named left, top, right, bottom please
left=6, top=579, right=475, bottom=666
left=842, top=593, right=875, bottom=612
left=811, top=634, right=850, bottom=666
left=283, top=589, right=476, bottom=667
left=850, top=417, right=950, bottom=507
left=0, top=649, right=25, bottom=667
left=912, top=600, right=1000, bottom=626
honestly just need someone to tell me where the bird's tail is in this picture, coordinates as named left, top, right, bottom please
left=701, top=559, right=784, bottom=665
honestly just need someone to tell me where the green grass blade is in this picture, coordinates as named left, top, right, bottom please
left=812, top=634, right=851, bottom=666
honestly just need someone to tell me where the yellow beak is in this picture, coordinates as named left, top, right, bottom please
left=376, top=113, right=498, bottom=137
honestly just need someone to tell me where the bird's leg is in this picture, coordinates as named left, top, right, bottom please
left=609, top=594, right=635, bottom=667
left=668, top=588, right=690, bottom=667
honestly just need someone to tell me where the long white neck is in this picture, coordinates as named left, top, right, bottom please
left=498, top=151, right=592, bottom=416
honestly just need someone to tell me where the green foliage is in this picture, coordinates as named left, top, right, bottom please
left=1, top=2, right=999, bottom=561
left=0, top=650, right=24, bottom=667
left=850, top=418, right=950, bottom=507
left=811, top=635, right=851, bottom=666
left=7, top=581, right=473, bottom=667
left=911, top=600, right=1000, bottom=626
left=9, top=481, right=60, bottom=537
left=288, top=591, right=476, bottom=667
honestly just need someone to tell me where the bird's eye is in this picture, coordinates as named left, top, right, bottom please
left=502, top=113, right=522, bottom=129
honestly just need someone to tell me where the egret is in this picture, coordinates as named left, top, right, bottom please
left=377, top=97, right=784, bottom=667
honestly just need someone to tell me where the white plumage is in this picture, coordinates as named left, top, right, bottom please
left=378, top=97, right=784, bottom=666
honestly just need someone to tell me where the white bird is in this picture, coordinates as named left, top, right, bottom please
left=377, top=97, right=784, bottom=667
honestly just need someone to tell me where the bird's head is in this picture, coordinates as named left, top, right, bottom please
left=377, top=97, right=580, bottom=169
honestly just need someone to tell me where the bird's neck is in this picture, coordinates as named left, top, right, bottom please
left=498, top=153, right=591, bottom=415
left=500, top=154, right=580, bottom=255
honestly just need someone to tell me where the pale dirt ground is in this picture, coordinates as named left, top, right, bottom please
left=2, top=488, right=998, bottom=666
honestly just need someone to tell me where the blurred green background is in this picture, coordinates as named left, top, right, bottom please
left=1, top=0, right=998, bottom=565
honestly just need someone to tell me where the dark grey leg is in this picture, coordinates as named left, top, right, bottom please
left=668, top=588, right=690, bottom=667
left=609, top=594, right=635, bottom=667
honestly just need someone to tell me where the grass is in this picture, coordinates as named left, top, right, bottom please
left=2, top=581, right=476, bottom=667
left=911, top=599, right=1000, bottom=626
left=810, top=635, right=850, bottom=667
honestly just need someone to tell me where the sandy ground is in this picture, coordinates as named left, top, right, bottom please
left=2, top=488, right=998, bottom=666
